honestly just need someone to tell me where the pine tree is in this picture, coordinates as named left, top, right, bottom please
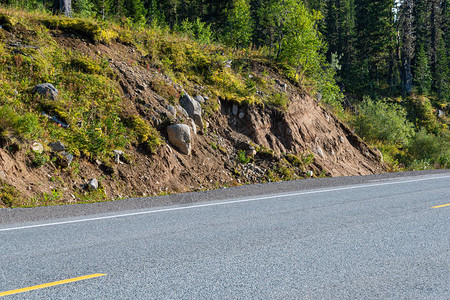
left=354, top=0, right=396, bottom=94
left=125, top=0, right=146, bottom=24
left=398, top=0, right=415, bottom=94
left=324, top=0, right=355, bottom=85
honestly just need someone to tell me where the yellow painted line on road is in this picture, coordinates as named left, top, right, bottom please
left=0, top=273, right=106, bottom=297
left=432, top=203, right=450, bottom=208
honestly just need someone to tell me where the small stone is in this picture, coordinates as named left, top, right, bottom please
left=32, top=83, right=58, bottom=100
left=194, top=95, right=205, bottom=103
left=31, top=142, right=44, bottom=154
left=63, top=152, right=74, bottom=166
left=306, top=171, right=314, bottom=177
left=113, top=150, right=123, bottom=156
left=88, top=178, right=98, bottom=191
left=189, top=118, right=197, bottom=135
left=48, top=141, right=65, bottom=152
left=314, top=147, right=324, bottom=158
left=166, top=105, right=177, bottom=117
left=316, top=93, right=322, bottom=101
left=339, top=136, right=345, bottom=143
left=238, top=112, right=245, bottom=119
left=232, top=104, right=238, bottom=115
left=176, top=105, right=189, bottom=118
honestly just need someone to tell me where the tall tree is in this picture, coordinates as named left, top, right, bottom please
left=398, top=0, right=415, bottom=94
left=354, top=0, right=396, bottom=93
left=224, top=0, right=253, bottom=48
left=53, top=0, right=72, bottom=17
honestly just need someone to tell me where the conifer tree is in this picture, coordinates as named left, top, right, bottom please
left=398, top=0, right=415, bottom=94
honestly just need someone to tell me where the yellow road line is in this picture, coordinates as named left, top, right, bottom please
left=0, top=273, right=106, bottom=297
left=432, top=203, right=450, bottom=208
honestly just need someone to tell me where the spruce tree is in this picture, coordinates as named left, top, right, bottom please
left=398, top=0, right=415, bottom=94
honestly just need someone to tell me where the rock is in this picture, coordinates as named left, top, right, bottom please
left=113, top=150, right=123, bottom=164
left=232, top=104, right=238, bottom=115
left=246, top=149, right=257, bottom=156
left=61, top=152, right=73, bottom=167
left=189, top=118, right=197, bottom=135
left=31, top=142, right=44, bottom=154
left=48, top=141, right=65, bottom=152
left=88, top=178, right=98, bottom=191
left=314, top=147, right=324, bottom=158
left=306, top=170, right=314, bottom=177
left=176, top=105, right=189, bottom=118
left=166, top=105, right=177, bottom=117
left=194, top=95, right=205, bottom=103
left=32, top=83, right=58, bottom=100
left=438, top=110, right=445, bottom=118
left=238, top=112, right=245, bottom=119
left=180, top=94, right=203, bottom=128
left=339, top=136, right=345, bottom=143
left=167, top=124, right=192, bottom=155
left=55, top=151, right=73, bottom=167
left=193, top=114, right=203, bottom=129
left=316, top=93, right=322, bottom=101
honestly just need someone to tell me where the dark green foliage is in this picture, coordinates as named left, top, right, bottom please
left=0, top=179, right=20, bottom=207
left=406, top=129, right=450, bottom=168
left=352, top=97, right=414, bottom=145
left=237, top=149, right=251, bottom=164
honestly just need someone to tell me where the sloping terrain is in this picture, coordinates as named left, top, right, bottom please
left=0, top=10, right=385, bottom=207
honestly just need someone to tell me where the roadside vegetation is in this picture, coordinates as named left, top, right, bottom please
left=0, top=0, right=448, bottom=206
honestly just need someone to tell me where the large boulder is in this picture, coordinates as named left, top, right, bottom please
left=180, top=94, right=203, bottom=128
left=167, top=124, right=192, bottom=155
left=32, top=83, right=58, bottom=100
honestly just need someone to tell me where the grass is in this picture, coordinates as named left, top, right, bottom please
left=0, top=8, right=164, bottom=162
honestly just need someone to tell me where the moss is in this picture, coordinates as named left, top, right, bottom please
left=0, top=180, right=20, bottom=207
left=40, top=17, right=117, bottom=44
left=129, top=115, right=163, bottom=154
left=285, top=152, right=314, bottom=171
left=68, top=57, right=103, bottom=74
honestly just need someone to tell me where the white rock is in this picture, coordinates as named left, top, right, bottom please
left=31, top=142, right=44, bottom=154
left=88, top=178, right=98, bottom=191
left=167, top=124, right=192, bottom=155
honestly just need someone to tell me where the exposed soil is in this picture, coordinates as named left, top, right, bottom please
left=0, top=31, right=386, bottom=207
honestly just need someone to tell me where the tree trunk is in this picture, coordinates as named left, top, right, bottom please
left=53, top=0, right=72, bottom=17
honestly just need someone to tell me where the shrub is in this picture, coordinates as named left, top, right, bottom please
left=267, top=93, right=289, bottom=110
left=237, top=150, right=251, bottom=164
left=403, top=96, right=441, bottom=134
left=352, top=97, right=414, bottom=145
left=129, top=115, right=163, bottom=154
left=286, top=152, right=314, bottom=171
left=40, top=17, right=117, bottom=44
left=406, top=129, right=449, bottom=168
left=0, top=180, right=20, bottom=207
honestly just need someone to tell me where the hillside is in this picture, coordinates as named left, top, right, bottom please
left=0, top=9, right=386, bottom=207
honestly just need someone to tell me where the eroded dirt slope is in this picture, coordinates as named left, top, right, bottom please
left=0, top=31, right=386, bottom=206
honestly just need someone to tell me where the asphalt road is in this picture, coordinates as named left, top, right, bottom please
left=0, top=171, right=449, bottom=299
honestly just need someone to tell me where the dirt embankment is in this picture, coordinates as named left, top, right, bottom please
left=0, top=33, right=386, bottom=207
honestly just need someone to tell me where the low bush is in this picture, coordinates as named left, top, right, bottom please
left=352, top=97, right=414, bottom=145
left=406, top=129, right=449, bottom=168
